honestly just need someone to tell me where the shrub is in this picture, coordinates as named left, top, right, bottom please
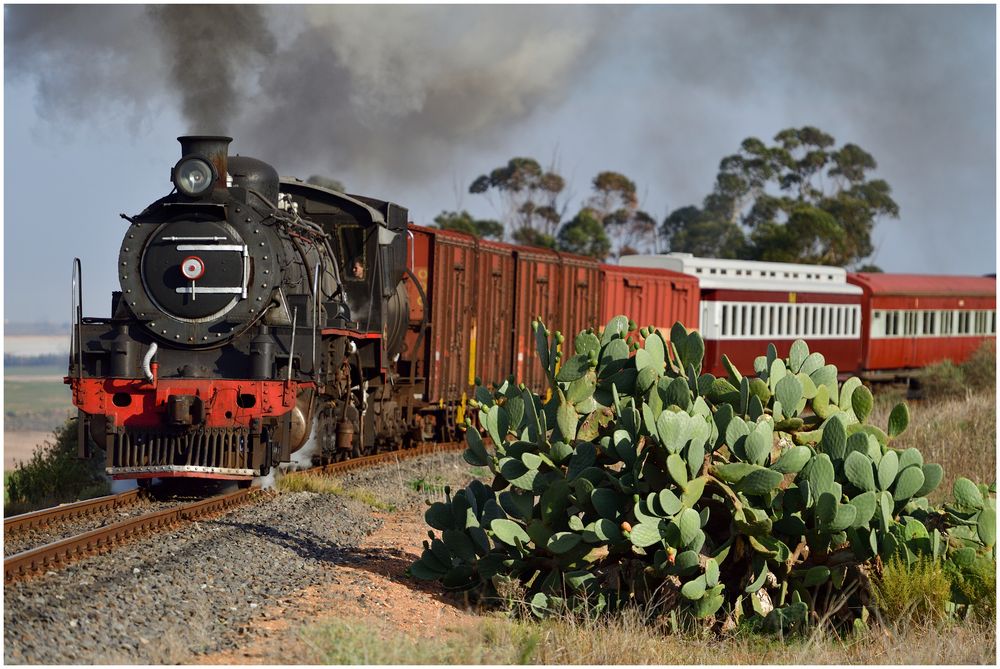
left=918, top=360, right=967, bottom=398
left=411, top=316, right=997, bottom=634
left=4, top=417, right=108, bottom=514
left=919, top=340, right=996, bottom=400
left=961, top=339, right=996, bottom=391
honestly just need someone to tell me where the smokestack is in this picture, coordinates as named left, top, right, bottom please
left=178, top=135, right=232, bottom=190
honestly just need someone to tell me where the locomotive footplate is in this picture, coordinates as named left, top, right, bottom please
left=107, top=426, right=257, bottom=479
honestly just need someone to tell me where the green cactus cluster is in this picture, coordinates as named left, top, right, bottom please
left=411, top=316, right=996, bottom=632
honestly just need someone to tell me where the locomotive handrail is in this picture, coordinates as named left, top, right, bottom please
left=407, top=229, right=415, bottom=271
left=70, top=258, right=83, bottom=381
left=288, top=306, right=298, bottom=383
left=311, top=263, right=320, bottom=380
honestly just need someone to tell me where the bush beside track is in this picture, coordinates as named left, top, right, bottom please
left=4, top=419, right=108, bottom=516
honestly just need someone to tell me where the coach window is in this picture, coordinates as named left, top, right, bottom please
left=922, top=311, right=934, bottom=336
left=741, top=305, right=748, bottom=336
left=992, top=311, right=996, bottom=334
left=721, top=304, right=729, bottom=337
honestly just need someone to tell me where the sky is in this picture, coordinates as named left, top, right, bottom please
left=3, top=4, right=996, bottom=324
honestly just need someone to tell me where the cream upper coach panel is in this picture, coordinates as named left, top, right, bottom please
left=620, top=253, right=863, bottom=296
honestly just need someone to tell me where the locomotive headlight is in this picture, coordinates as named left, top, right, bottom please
left=173, top=156, right=216, bottom=197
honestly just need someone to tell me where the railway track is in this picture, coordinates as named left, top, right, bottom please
left=4, top=489, right=144, bottom=535
left=4, top=441, right=463, bottom=583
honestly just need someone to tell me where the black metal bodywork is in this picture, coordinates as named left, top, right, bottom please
left=70, top=136, right=412, bottom=478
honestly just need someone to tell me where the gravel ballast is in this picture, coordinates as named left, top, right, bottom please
left=4, top=496, right=185, bottom=557
left=3, top=450, right=476, bottom=664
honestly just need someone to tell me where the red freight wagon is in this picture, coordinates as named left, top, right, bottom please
left=510, top=245, right=563, bottom=393
left=475, top=239, right=517, bottom=388
left=621, top=254, right=863, bottom=378
left=406, top=226, right=477, bottom=405
left=848, top=273, right=996, bottom=374
left=556, top=252, right=603, bottom=356
left=600, top=264, right=700, bottom=338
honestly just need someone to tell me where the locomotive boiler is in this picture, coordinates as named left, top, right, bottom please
left=68, top=136, right=416, bottom=481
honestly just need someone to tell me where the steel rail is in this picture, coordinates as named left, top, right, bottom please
left=4, top=441, right=465, bottom=582
left=308, top=440, right=463, bottom=477
left=4, top=488, right=258, bottom=583
left=4, top=489, right=143, bottom=534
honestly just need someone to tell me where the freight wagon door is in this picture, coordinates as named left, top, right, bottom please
left=427, top=232, right=478, bottom=403
left=475, top=240, right=516, bottom=388
left=558, top=254, right=602, bottom=355
left=513, top=247, right=561, bottom=394
left=401, top=227, right=433, bottom=391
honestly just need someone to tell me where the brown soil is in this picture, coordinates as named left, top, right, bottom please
left=3, top=431, right=51, bottom=470
left=196, top=509, right=479, bottom=664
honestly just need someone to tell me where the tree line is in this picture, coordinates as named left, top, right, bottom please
left=324, top=126, right=900, bottom=270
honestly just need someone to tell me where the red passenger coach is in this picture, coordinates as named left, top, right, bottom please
left=621, top=254, right=864, bottom=378
left=848, top=273, right=996, bottom=375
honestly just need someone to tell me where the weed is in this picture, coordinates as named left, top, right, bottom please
left=406, top=476, right=447, bottom=495
left=871, top=556, right=952, bottom=625
left=276, top=472, right=396, bottom=511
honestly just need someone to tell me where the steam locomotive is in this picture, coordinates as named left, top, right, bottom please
left=68, top=135, right=996, bottom=484
left=68, top=136, right=418, bottom=481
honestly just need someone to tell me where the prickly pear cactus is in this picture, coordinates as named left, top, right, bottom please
left=411, top=316, right=997, bottom=631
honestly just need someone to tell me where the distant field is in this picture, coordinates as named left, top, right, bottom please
left=4, top=365, right=73, bottom=434
left=4, top=335, right=69, bottom=357
left=4, top=377, right=72, bottom=413
left=4, top=364, right=67, bottom=381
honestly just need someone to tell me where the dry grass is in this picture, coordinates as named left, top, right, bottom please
left=300, top=610, right=996, bottom=664
left=275, top=472, right=396, bottom=511
left=870, top=390, right=996, bottom=497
